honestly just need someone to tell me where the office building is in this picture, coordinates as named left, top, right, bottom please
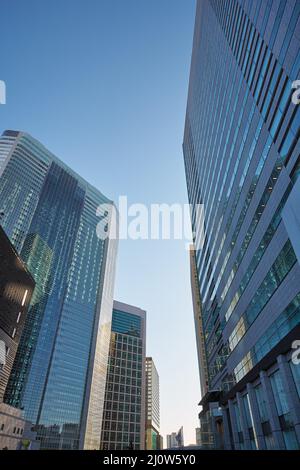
left=145, top=357, right=161, bottom=449
left=0, top=225, right=35, bottom=401
left=184, top=0, right=300, bottom=450
left=166, top=427, right=184, bottom=449
left=166, top=432, right=177, bottom=449
left=100, top=301, right=146, bottom=450
left=0, top=130, right=118, bottom=449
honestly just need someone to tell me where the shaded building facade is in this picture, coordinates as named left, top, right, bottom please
left=101, top=301, right=146, bottom=450
left=0, top=130, right=118, bottom=449
left=190, top=246, right=209, bottom=399
left=0, top=226, right=35, bottom=401
left=184, top=0, right=300, bottom=450
left=191, top=245, right=223, bottom=448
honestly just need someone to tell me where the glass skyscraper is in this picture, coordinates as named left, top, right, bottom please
left=184, top=0, right=300, bottom=450
left=0, top=130, right=118, bottom=449
left=100, top=301, right=146, bottom=450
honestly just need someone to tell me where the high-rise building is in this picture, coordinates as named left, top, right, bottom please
left=100, top=301, right=146, bottom=450
left=166, top=427, right=184, bottom=449
left=184, top=0, right=300, bottom=450
left=166, top=432, right=177, bottom=449
left=0, top=226, right=35, bottom=401
left=0, top=130, right=118, bottom=449
left=145, top=357, right=161, bottom=449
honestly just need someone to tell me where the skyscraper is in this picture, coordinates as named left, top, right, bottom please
left=0, top=130, right=118, bottom=449
left=166, top=432, right=177, bottom=449
left=166, top=427, right=184, bottom=449
left=100, top=301, right=146, bottom=450
left=184, top=0, right=300, bottom=450
left=145, top=357, right=161, bottom=450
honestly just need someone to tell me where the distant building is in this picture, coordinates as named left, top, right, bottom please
left=180, top=444, right=202, bottom=450
left=145, top=357, right=161, bottom=449
left=166, top=433, right=177, bottom=449
left=0, top=402, right=39, bottom=450
left=166, top=427, right=184, bottom=449
left=101, top=301, right=146, bottom=450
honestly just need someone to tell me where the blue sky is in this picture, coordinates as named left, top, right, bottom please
left=0, top=0, right=199, bottom=445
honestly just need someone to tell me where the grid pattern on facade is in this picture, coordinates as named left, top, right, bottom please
left=0, top=130, right=117, bottom=450
left=101, top=302, right=146, bottom=451
left=184, top=0, right=300, bottom=450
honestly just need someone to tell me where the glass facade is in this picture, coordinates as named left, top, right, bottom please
left=100, top=301, right=146, bottom=450
left=184, top=0, right=300, bottom=449
left=0, top=130, right=118, bottom=449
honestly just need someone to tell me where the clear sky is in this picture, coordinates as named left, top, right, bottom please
left=0, top=0, right=199, bottom=446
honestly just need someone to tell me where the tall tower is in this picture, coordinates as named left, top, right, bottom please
left=0, top=130, right=118, bottom=449
left=184, top=0, right=300, bottom=450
